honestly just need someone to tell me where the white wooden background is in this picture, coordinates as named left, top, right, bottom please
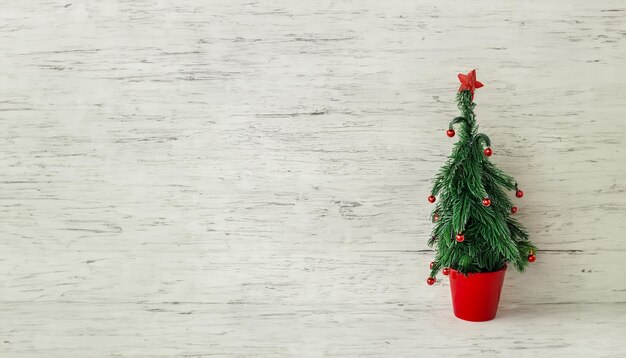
left=1, top=0, right=625, bottom=357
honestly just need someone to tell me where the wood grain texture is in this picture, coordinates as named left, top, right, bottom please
left=1, top=0, right=625, bottom=356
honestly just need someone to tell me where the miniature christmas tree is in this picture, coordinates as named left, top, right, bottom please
left=426, top=70, right=537, bottom=285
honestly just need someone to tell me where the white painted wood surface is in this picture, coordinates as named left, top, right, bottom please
left=1, top=0, right=625, bottom=356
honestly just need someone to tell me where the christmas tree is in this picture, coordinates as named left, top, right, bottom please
left=426, top=70, right=537, bottom=285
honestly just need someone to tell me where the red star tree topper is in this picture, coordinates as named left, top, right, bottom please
left=457, top=69, right=483, bottom=99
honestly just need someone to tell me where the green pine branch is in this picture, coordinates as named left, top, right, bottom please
left=428, top=90, right=536, bottom=276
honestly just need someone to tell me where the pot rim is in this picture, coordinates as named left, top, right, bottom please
left=449, top=265, right=507, bottom=277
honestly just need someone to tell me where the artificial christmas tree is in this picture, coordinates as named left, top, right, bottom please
left=426, top=69, right=537, bottom=321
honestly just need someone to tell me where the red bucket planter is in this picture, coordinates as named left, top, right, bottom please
left=449, top=267, right=507, bottom=322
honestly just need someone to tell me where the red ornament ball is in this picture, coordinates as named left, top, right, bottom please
left=455, top=233, right=465, bottom=243
left=442, top=267, right=450, bottom=276
left=428, top=195, right=436, bottom=203
left=427, top=277, right=436, bottom=285
left=511, top=206, right=518, bottom=214
left=429, top=261, right=435, bottom=269
left=433, top=214, right=439, bottom=222
left=484, top=147, right=493, bottom=157
left=446, top=129, right=456, bottom=137
left=516, top=189, right=524, bottom=198
left=528, top=254, right=536, bottom=263
left=482, top=198, right=491, bottom=207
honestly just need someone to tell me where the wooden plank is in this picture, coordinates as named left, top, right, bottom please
left=0, top=247, right=622, bottom=305
left=1, top=301, right=624, bottom=357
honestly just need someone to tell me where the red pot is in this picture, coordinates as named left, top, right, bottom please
left=449, top=267, right=507, bottom=322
